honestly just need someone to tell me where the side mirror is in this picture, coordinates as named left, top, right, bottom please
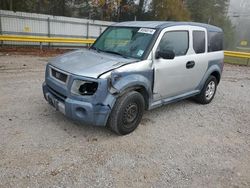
left=155, top=50, right=175, bottom=60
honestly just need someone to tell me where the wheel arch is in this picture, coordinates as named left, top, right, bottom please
left=210, top=71, right=221, bottom=84
left=122, top=85, right=150, bottom=110
left=197, top=64, right=222, bottom=91
left=110, top=74, right=152, bottom=110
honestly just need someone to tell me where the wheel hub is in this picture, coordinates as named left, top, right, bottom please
left=205, top=81, right=215, bottom=100
left=123, top=103, right=138, bottom=125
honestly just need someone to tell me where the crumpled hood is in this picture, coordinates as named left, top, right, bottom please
left=49, top=49, right=137, bottom=78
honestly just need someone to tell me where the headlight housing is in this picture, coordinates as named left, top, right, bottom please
left=71, top=80, right=98, bottom=96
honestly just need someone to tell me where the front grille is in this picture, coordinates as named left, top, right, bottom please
left=51, top=68, right=68, bottom=83
left=47, top=85, right=67, bottom=101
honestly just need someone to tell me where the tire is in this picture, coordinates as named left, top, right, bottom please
left=107, top=91, right=145, bottom=135
left=194, top=75, right=218, bottom=104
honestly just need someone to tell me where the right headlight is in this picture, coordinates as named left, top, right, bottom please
left=71, top=80, right=98, bottom=96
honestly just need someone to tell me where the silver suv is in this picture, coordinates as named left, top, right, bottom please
left=43, top=21, right=224, bottom=135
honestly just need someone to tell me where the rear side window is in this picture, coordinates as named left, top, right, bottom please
left=158, top=31, right=189, bottom=56
left=208, top=32, right=223, bottom=52
left=193, top=31, right=205, bottom=54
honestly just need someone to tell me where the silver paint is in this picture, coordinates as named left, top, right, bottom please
left=43, top=21, right=224, bottom=127
left=49, top=49, right=137, bottom=78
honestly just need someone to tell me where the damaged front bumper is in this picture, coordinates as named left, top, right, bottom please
left=42, top=82, right=111, bottom=126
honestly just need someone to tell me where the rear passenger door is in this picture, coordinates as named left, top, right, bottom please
left=152, top=26, right=208, bottom=100
left=187, top=27, right=209, bottom=90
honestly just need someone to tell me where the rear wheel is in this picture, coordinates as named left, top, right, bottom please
left=194, top=75, right=217, bottom=104
left=107, top=91, right=145, bottom=135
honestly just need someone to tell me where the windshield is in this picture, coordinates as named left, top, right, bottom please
left=91, top=27, right=156, bottom=59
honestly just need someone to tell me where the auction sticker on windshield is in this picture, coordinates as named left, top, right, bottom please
left=137, top=50, right=144, bottom=57
left=138, top=28, right=156, bottom=35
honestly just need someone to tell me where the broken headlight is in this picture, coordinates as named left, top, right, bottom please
left=71, top=80, right=98, bottom=96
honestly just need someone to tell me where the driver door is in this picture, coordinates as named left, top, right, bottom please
left=152, top=26, right=197, bottom=100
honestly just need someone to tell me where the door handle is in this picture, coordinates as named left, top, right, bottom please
left=186, top=61, right=195, bottom=69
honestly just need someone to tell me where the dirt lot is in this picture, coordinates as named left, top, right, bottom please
left=0, top=53, right=249, bottom=188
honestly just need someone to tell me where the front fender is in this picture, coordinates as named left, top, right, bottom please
left=113, top=73, right=152, bottom=92
left=110, top=70, right=153, bottom=98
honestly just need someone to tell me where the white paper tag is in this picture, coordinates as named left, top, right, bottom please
left=137, top=50, right=144, bottom=57
left=138, top=28, right=156, bottom=35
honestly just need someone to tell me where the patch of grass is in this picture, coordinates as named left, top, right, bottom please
left=224, top=56, right=249, bottom=66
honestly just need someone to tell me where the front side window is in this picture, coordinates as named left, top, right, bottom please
left=157, top=31, right=189, bottom=56
left=92, top=27, right=156, bottom=59
left=193, top=31, right=206, bottom=54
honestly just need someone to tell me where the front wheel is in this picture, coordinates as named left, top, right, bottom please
left=194, top=75, right=218, bottom=104
left=107, top=91, right=145, bottom=135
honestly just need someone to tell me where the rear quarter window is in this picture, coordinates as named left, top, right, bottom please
left=208, top=32, right=223, bottom=52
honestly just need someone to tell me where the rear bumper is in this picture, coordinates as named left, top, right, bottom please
left=42, top=82, right=111, bottom=126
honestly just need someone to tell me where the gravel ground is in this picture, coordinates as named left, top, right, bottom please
left=0, top=54, right=249, bottom=188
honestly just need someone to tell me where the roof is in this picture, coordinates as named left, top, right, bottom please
left=112, top=21, right=222, bottom=32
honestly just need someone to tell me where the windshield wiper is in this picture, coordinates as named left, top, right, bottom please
left=102, top=50, right=128, bottom=58
left=91, top=47, right=128, bottom=58
left=90, top=46, right=101, bottom=52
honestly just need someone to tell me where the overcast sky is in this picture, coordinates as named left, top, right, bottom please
left=228, top=0, right=250, bottom=17
left=228, top=0, right=250, bottom=43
